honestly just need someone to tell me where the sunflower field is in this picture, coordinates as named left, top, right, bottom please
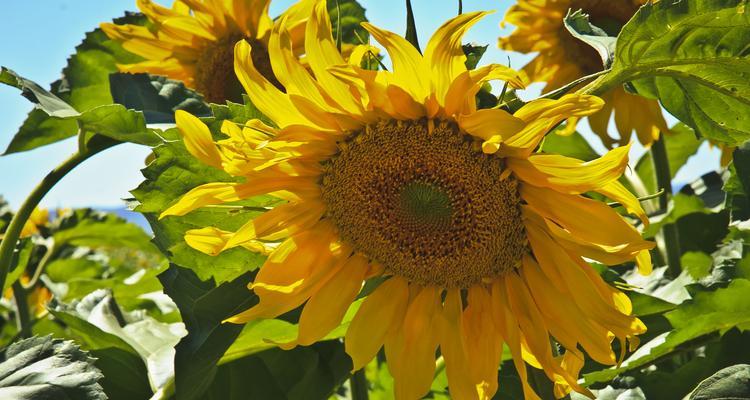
left=0, top=0, right=749, bottom=399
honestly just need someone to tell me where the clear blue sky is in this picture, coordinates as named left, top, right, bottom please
left=0, top=0, right=720, bottom=210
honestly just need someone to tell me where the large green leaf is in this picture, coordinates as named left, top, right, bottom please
left=0, top=68, right=79, bottom=118
left=4, top=13, right=146, bottom=154
left=635, top=123, right=704, bottom=194
left=158, top=265, right=255, bottom=400
left=606, top=0, right=750, bottom=145
left=0, top=336, right=106, bottom=400
left=564, top=9, right=616, bottom=68
left=584, top=279, right=750, bottom=385
left=204, top=341, right=351, bottom=400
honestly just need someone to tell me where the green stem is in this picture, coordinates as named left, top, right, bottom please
left=0, top=150, right=97, bottom=291
left=651, top=135, right=682, bottom=278
left=12, top=281, right=31, bottom=338
left=350, top=368, right=369, bottom=400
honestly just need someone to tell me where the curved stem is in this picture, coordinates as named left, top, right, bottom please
left=22, top=240, right=55, bottom=290
left=12, top=281, right=31, bottom=338
left=0, top=150, right=98, bottom=291
left=651, top=135, right=682, bottom=278
left=350, top=368, right=369, bottom=400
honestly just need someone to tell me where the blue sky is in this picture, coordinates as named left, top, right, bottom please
left=0, top=0, right=720, bottom=210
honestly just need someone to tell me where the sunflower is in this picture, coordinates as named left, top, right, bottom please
left=101, top=0, right=314, bottom=103
left=19, top=207, right=49, bottom=238
left=500, top=0, right=669, bottom=148
left=160, top=2, right=654, bottom=399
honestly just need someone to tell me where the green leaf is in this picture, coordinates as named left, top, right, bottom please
left=462, top=43, right=488, bottom=70
left=4, top=12, right=147, bottom=154
left=205, top=341, right=351, bottom=400
left=3, top=238, right=34, bottom=293
left=564, top=9, right=617, bottom=68
left=158, top=265, right=255, bottom=400
left=682, top=251, right=714, bottom=279
left=584, top=279, right=750, bottom=385
left=607, top=0, right=750, bottom=146
left=50, top=290, right=186, bottom=393
left=327, top=0, right=369, bottom=45
left=0, top=67, right=80, bottom=118
left=635, top=123, right=704, bottom=194
left=0, top=335, right=106, bottom=400
left=109, top=73, right=211, bottom=124
left=77, top=104, right=162, bottom=147
left=540, top=130, right=600, bottom=161
left=689, top=363, right=750, bottom=399
left=52, top=209, right=156, bottom=252
left=131, top=133, right=272, bottom=283
left=728, top=142, right=750, bottom=221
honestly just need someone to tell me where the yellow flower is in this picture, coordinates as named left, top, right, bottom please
left=500, top=0, right=669, bottom=148
left=162, top=2, right=654, bottom=399
left=19, top=207, right=49, bottom=238
left=101, top=0, right=312, bottom=103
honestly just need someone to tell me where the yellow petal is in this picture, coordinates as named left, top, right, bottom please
left=458, top=108, right=525, bottom=141
left=345, top=276, right=409, bottom=370
left=385, top=285, right=441, bottom=400
left=175, top=110, right=223, bottom=169
left=438, top=289, right=477, bottom=400
left=596, top=180, right=649, bottom=226
left=234, top=40, right=321, bottom=129
left=361, top=22, right=430, bottom=103
left=295, top=254, right=369, bottom=346
left=424, top=11, right=492, bottom=105
left=508, top=144, right=631, bottom=194
left=444, top=64, right=524, bottom=116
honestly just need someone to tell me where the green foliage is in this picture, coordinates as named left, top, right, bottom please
left=53, top=208, right=156, bottom=251
left=585, top=279, right=750, bottom=385
left=327, top=0, right=369, bottom=45
left=109, top=73, right=211, bottom=124
left=4, top=13, right=146, bottom=154
left=0, top=68, right=79, bottom=118
left=609, top=0, right=750, bottom=145
left=635, top=123, right=704, bottom=194
left=688, top=363, right=750, bottom=399
left=131, top=102, right=278, bottom=283
left=0, top=335, right=106, bottom=400
left=564, top=9, right=617, bottom=68
left=540, top=130, right=600, bottom=161
left=158, top=265, right=255, bottom=400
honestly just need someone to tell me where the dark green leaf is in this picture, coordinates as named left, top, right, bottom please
left=109, top=73, right=210, bottom=124
left=564, top=9, right=617, bottom=68
left=610, top=0, right=750, bottom=146
left=0, top=335, right=106, bottom=400
left=728, top=142, right=750, bottom=221
left=689, top=363, right=750, bottom=399
left=462, top=43, right=488, bottom=70
left=635, top=123, right=704, bottom=194
left=158, top=265, right=255, bottom=400
left=205, top=341, right=351, bottom=400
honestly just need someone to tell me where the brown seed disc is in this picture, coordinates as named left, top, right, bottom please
left=320, top=119, right=527, bottom=288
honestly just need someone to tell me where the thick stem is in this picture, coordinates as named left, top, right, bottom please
left=651, top=135, right=682, bottom=278
left=12, top=281, right=31, bottom=338
left=0, top=150, right=96, bottom=291
left=350, top=368, right=369, bottom=400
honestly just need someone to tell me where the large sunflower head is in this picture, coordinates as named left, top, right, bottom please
left=161, top=1, right=654, bottom=398
left=500, top=0, right=669, bottom=148
left=101, top=0, right=312, bottom=103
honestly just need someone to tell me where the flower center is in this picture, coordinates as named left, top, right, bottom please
left=194, top=36, right=280, bottom=103
left=321, top=119, right=527, bottom=288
